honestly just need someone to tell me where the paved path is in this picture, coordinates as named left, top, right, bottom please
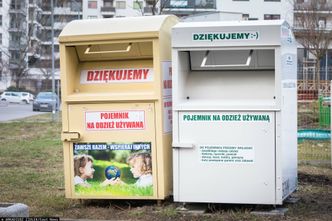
left=0, top=101, right=44, bottom=122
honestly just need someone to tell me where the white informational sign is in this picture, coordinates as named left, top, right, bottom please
left=281, top=53, right=297, bottom=80
left=162, top=61, right=172, bottom=133
left=199, top=145, right=255, bottom=164
left=80, top=68, right=154, bottom=84
left=85, top=110, right=145, bottom=130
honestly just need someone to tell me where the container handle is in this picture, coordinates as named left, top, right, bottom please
left=61, top=132, right=80, bottom=142
left=84, top=43, right=132, bottom=54
left=200, top=50, right=253, bottom=68
left=172, top=142, right=195, bottom=149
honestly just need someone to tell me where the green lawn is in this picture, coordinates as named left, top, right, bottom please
left=0, top=114, right=67, bottom=216
left=0, top=114, right=331, bottom=220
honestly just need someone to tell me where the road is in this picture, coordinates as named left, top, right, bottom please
left=0, top=101, right=45, bottom=122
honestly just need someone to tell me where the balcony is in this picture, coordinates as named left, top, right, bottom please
left=28, top=49, right=41, bottom=62
left=8, top=42, right=20, bottom=51
left=8, top=27, right=26, bottom=33
left=9, top=8, right=27, bottom=15
left=31, top=35, right=41, bottom=42
left=294, top=2, right=332, bottom=13
left=54, top=7, right=82, bottom=15
left=101, top=6, right=116, bottom=15
left=293, top=19, right=332, bottom=31
left=41, top=4, right=51, bottom=11
left=40, top=52, right=60, bottom=60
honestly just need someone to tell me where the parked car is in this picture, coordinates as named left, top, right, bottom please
left=33, top=92, right=60, bottom=112
left=20, top=92, right=34, bottom=102
left=0, top=91, right=31, bottom=104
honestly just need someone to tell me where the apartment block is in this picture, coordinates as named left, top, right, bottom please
left=219, top=0, right=293, bottom=24
left=293, top=0, right=332, bottom=82
left=1, top=0, right=331, bottom=92
left=0, top=0, right=82, bottom=92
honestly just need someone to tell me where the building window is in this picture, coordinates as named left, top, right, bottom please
left=88, top=1, right=97, bottom=9
left=0, top=33, right=2, bottom=45
left=264, top=14, right=281, bottom=20
left=233, top=0, right=249, bottom=1
left=0, top=0, right=2, bottom=7
left=133, top=1, right=143, bottom=9
left=0, top=15, right=2, bottom=26
left=11, top=51, right=20, bottom=60
left=318, top=17, right=326, bottom=28
left=0, top=70, right=2, bottom=81
left=104, top=0, right=113, bottom=7
left=296, top=0, right=304, bottom=3
left=264, top=0, right=281, bottom=2
left=116, top=1, right=126, bottom=9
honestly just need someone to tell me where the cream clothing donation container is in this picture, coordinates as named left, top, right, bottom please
left=172, top=20, right=297, bottom=205
left=59, top=15, right=178, bottom=199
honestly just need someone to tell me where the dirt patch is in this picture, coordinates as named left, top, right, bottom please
left=298, top=172, right=331, bottom=185
left=57, top=166, right=332, bottom=221
left=1, top=118, right=331, bottom=221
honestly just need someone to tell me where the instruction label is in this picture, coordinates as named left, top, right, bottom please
left=200, top=145, right=255, bottom=164
left=182, top=113, right=271, bottom=122
left=80, top=68, right=154, bottom=84
left=85, top=110, right=145, bottom=130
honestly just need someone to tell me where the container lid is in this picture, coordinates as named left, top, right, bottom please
left=172, top=20, right=295, bottom=48
left=59, top=15, right=178, bottom=43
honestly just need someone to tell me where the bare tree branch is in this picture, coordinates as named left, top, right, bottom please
left=8, top=0, right=31, bottom=89
left=293, top=0, right=332, bottom=91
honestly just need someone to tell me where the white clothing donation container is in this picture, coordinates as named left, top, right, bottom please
left=172, top=20, right=297, bottom=205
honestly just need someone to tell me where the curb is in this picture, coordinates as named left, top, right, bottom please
left=0, top=203, right=29, bottom=217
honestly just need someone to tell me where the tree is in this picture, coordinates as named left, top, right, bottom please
left=142, top=0, right=172, bottom=15
left=7, top=0, right=32, bottom=89
left=0, top=59, right=11, bottom=89
left=39, top=67, right=52, bottom=91
left=293, top=0, right=332, bottom=92
left=33, top=0, right=81, bottom=91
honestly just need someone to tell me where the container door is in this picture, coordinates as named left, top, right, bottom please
left=176, top=111, right=275, bottom=204
left=67, top=102, right=156, bottom=199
